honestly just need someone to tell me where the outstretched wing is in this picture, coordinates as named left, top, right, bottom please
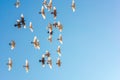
left=33, top=36, right=37, bottom=42
left=48, top=35, right=52, bottom=42
left=47, top=0, right=52, bottom=11
left=43, top=0, right=47, bottom=9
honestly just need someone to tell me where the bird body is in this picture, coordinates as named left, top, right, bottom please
left=29, top=22, right=33, bottom=32
left=39, top=6, right=46, bottom=19
left=57, top=34, right=63, bottom=44
left=23, top=59, right=29, bottom=73
left=56, top=58, right=61, bottom=67
left=7, top=58, right=12, bottom=71
left=31, top=36, right=40, bottom=49
left=51, top=7, right=57, bottom=19
left=39, top=54, right=45, bottom=67
left=47, top=57, right=52, bottom=69
left=9, top=40, right=15, bottom=50
left=15, top=0, right=20, bottom=8
left=57, top=46, right=61, bottom=56
left=71, top=0, right=76, bottom=12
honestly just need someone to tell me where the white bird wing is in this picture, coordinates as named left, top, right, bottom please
left=17, top=19, right=20, bottom=22
left=11, top=45, right=14, bottom=50
left=47, top=0, right=52, bottom=11
left=33, top=36, right=37, bottom=42
left=57, top=21, right=61, bottom=26
left=49, top=63, right=52, bottom=69
left=49, top=0, right=52, bottom=3
left=57, top=57, right=60, bottom=61
left=37, top=45, right=40, bottom=49
left=21, top=13, right=24, bottom=18
left=57, top=57, right=60, bottom=64
left=48, top=35, right=52, bottom=42
left=43, top=0, right=47, bottom=9
left=37, top=40, right=40, bottom=49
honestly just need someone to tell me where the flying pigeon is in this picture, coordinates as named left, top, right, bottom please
left=14, top=0, right=20, bottom=8
left=51, top=7, right=57, bottom=19
left=7, top=58, right=12, bottom=71
left=57, top=34, right=63, bottom=44
left=29, top=22, right=33, bottom=32
left=39, top=54, right=46, bottom=67
left=56, top=57, right=61, bottom=67
left=57, top=46, right=61, bottom=56
left=71, top=0, right=76, bottom=12
left=23, top=59, right=29, bottom=73
left=31, top=36, right=40, bottom=49
left=9, top=40, right=15, bottom=50
left=39, top=6, right=46, bottom=19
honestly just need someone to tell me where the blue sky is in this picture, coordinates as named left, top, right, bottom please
left=0, top=0, right=120, bottom=80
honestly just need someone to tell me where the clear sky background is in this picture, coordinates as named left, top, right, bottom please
left=0, top=0, right=120, bottom=80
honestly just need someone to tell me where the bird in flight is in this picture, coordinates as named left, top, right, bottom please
left=20, top=14, right=26, bottom=28
left=14, top=0, right=20, bottom=8
left=47, top=0, right=52, bottom=11
left=45, top=50, right=51, bottom=57
left=29, top=22, right=33, bottom=32
left=71, top=0, right=76, bottom=12
left=23, top=59, right=29, bottom=73
left=48, top=35, right=52, bottom=42
left=57, top=46, right=61, bottom=56
left=39, top=6, right=46, bottom=19
left=53, top=21, right=58, bottom=28
left=57, top=34, right=63, bottom=44
left=47, top=57, right=52, bottom=69
left=56, top=57, right=61, bottom=67
left=53, top=21, right=63, bottom=32
left=39, top=54, right=46, bottom=67
left=31, top=36, right=40, bottom=49
left=7, top=58, right=12, bottom=71
left=57, top=21, right=63, bottom=32
left=51, top=6, right=57, bottom=19
left=9, top=40, right=15, bottom=50
left=43, top=0, right=47, bottom=9
left=14, top=20, right=22, bottom=28
left=47, top=23, right=53, bottom=35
